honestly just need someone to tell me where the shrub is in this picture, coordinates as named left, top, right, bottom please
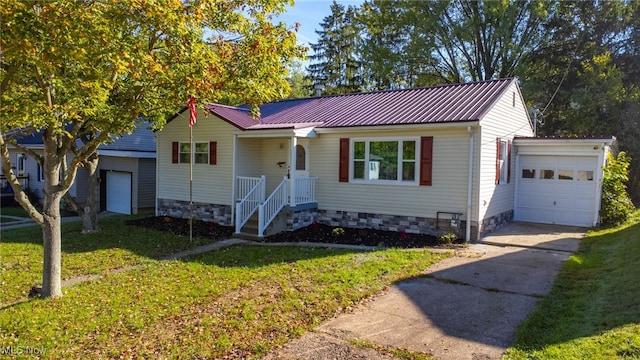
left=600, top=151, right=635, bottom=226
left=437, top=232, right=457, bottom=245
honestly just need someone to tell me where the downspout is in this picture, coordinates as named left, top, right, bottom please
left=230, top=134, right=238, bottom=226
left=466, top=125, right=474, bottom=242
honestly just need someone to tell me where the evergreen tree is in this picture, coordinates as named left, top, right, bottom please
left=306, top=1, right=363, bottom=95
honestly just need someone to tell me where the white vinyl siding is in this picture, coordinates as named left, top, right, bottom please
left=312, top=127, right=470, bottom=219
left=259, top=138, right=290, bottom=193
left=477, top=82, right=534, bottom=223
left=156, top=112, right=235, bottom=206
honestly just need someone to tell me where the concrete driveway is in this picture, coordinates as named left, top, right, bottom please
left=263, top=222, right=585, bottom=360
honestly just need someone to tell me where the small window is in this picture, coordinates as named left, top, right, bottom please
left=578, top=170, right=594, bottom=181
left=522, top=169, right=535, bottom=179
left=402, top=141, right=416, bottom=181
left=38, top=164, right=44, bottom=182
left=194, top=143, right=209, bottom=164
left=499, top=141, right=508, bottom=184
left=17, top=154, right=26, bottom=176
left=558, top=170, right=573, bottom=180
left=296, top=145, right=306, bottom=171
left=179, top=143, right=190, bottom=163
left=353, top=141, right=365, bottom=180
left=540, top=169, right=555, bottom=180
left=179, top=142, right=209, bottom=164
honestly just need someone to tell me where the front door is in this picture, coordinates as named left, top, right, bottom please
left=294, top=139, right=309, bottom=178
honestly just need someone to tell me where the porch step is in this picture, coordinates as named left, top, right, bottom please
left=234, top=231, right=263, bottom=241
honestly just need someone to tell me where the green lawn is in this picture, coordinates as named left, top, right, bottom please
left=0, top=205, right=29, bottom=218
left=0, top=216, right=448, bottom=358
left=0, top=215, right=234, bottom=304
left=505, top=211, right=640, bottom=359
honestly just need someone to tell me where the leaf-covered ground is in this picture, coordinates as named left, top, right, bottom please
left=1, top=245, right=448, bottom=358
left=126, top=216, right=462, bottom=248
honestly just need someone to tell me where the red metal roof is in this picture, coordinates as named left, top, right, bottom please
left=205, top=104, right=257, bottom=129
left=168, top=78, right=519, bottom=130
left=253, top=78, right=517, bottom=129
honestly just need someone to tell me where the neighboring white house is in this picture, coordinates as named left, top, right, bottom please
left=155, top=78, right=613, bottom=241
left=4, top=125, right=156, bottom=215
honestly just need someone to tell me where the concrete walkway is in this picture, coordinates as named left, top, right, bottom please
left=263, top=222, right=585, bottom=360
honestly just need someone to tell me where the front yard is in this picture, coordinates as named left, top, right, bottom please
left=0, top=215, right=448, bottom=358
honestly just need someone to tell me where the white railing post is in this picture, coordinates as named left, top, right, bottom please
left=258, top=203, right=265, bottom=236
left=235, top=202, right=242, bottom=234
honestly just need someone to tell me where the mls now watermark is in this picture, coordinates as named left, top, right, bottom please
left=1, top=345, right=47, bottom=356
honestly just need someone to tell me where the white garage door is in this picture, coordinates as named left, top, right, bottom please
left=106, top=171, right=132, bottom=215
left=517, top=155, right=598, bottom=227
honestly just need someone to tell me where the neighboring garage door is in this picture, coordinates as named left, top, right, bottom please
left=106, top=171, right=132, bottom=215
left=517, top=155, right=598, bottom=227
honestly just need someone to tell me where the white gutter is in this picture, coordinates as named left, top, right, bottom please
left=466, top=125, right=474, bottom=242
left=314, top=121, right=479, bottom=134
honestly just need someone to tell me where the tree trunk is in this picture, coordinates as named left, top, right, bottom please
left=41, top=193, right=63, bottom=298
left=81, top=155, right=100, bottom=234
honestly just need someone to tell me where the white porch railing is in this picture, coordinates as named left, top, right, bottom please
left=235, top=176, right=265, bottom=234
left=258, top=177, right=289, bottom=237
left=235, top=175, right=317, bottom=236
left=293, top=177, right=317, bottom=205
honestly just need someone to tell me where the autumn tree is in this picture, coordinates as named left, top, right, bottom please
left=0, top=0, right=304, bottom=298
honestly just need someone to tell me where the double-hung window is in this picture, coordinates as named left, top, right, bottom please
left=178, top=142, right=209, bottom=164
left=352, top=138, right=418, bottom=183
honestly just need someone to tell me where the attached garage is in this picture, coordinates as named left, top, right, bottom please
left=105, top=171, right=132, bottom=215
left=514, top=137, right=615, bottom=227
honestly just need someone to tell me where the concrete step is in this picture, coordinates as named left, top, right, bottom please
left=234, top=232, right=263, bottom=241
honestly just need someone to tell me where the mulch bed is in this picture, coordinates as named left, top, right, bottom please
left=125, top=216, right=234, bottom=241
left=126, top=216, right=463, bottom=249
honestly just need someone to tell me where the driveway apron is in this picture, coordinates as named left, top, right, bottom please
left=264, top=222, right=585, bottom=360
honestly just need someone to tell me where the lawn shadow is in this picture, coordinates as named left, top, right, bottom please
left=0, top=214, right=235, bottom=261
left=177, top=243, right=370, bottom=269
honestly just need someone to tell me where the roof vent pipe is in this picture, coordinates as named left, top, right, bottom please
left=314, top=84, right=323, bottom=97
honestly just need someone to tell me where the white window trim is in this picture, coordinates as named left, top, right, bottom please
left=17, top=154, right=26, bottom=177
left=350, top=137, right=419, bottom=185
left=179, top=142, right=209, bottom=164
left=499, top=140, right=508, bottom=184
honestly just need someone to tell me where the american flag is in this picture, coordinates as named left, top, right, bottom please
left=187, top=96, right=197, bottom=126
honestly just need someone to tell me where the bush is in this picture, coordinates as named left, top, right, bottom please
left=600, top=151, right=635, bottom=226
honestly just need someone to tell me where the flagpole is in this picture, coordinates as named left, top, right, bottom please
left=189, top=122, right=193, bottom=242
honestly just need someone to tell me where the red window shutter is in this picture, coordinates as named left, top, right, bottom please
left=209, top=141, right=217, bottom=165
left=419, top=136, right=433, bottom=186
left=339, top=138, right=349, bottom=182
left=172, top=142, right=179, bottom=164
left=495, top=137, right=501, bottom=185
left=507, top=140, right=512, bottom=183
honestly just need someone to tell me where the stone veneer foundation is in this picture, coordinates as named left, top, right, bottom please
left=284, top=204, right=318, bottom=231
left=478, top=210, right=513, bottom=237
left=315, top=209, right=460, bottom=237
left=156, top=199, right=232, bottom=226
left=156, top=199, right=512, bottom=242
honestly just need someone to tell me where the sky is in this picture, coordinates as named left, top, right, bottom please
left=276, top=0, right=364, bottom=51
